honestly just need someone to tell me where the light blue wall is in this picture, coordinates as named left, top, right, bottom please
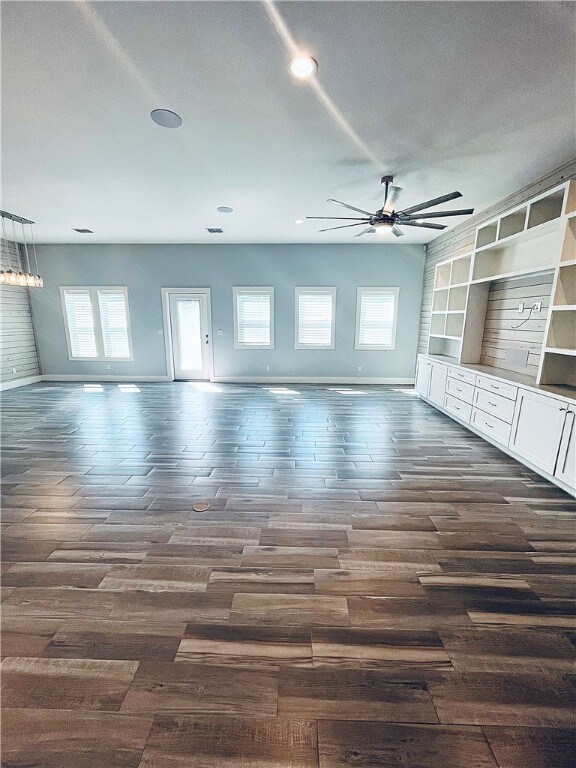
left=30, top=243, right=425, bottom=380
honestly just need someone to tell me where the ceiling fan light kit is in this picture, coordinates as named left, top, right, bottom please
left=307, top=175, right=475, bottom=238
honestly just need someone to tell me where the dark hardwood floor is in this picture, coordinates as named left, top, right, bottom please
left=1, top=381, right=575, bottom=767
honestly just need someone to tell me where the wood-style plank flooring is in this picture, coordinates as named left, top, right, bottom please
left=1, top=381, right=575, bottom=767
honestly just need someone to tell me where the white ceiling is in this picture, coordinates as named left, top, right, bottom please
left=2, top=1, right=575, bottom=244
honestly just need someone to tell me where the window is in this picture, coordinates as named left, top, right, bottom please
left=234, top=287, right=274, bottom=348
left=61, top=287, right=133, bottom=360
left=295, top=287, right=336, bottom=349
left=355, top=288, right=399, bottom=350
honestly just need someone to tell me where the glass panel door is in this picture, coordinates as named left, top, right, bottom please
left=168, top=293, right=211, bottom=379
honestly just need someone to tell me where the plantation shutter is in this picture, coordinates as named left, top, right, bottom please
left=358, top=290, right=396, bottom=347
left=98, top=291, right=131, bottom=358
left=236, top=292, right=271, bottom=346
left=297, top=291, right=334, bottom=347
left=64, top=291, right=97, bottom=358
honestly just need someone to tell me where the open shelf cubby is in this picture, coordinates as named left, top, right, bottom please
left=561, top=216, right=576, bottom=262
left=428, top=335, right=461, bottom=360
left=435, top=262, right=451, bottom=289
left=499, top=208, right=527, bottom=239
left=450, top=255, right=471, bottom=285
left=546, top=310, right=576, bottom=352
left=445, top=313, right=465, bottom=337
left=432, top=289, right=448, bottom=311
left=554, top=263, right=576, bottom=306
left=448, top=285, right=468, bottom=311
left=476, top=222, right=498, bottom=249
left=540, top=351, right=576, bottom=389
left=527, top=188, right=565, bottom=229
left=471, top=227, right=557, bottom=282
left=430, top=313, right=447, bottom=336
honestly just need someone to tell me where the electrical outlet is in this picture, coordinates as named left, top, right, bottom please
left=12, top=367, right=16, bottom=374
left=217, top=329, right=223, bottom=336
left=357, top=366, right=362, bottom=372
left=106, top=364, right=111, bottom=370
left=532, top=301, right=542, bottom=312
left=518, top=302, right=525, bottom=313
left=157, top=329, right=163, bottom=336
left=265, top=365, right=270, bottom=371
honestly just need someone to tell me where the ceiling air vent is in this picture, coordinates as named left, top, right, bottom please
left=206, top=228, right=223, bottom=234
left=73, top=228, right=93, bottom=233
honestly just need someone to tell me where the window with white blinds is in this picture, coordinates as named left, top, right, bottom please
left=295, top=288, right=336, bottom=349
left=355, top=288, right=399, bottom=350
left=61, top=287, right=133, bottom=360
left=63, top=291, right=98, bottom=358
left=234, top=288, right=274, bottom=348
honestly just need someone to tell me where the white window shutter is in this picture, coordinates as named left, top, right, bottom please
left=98, top=291, right=131, bottom=358
left=357, top=290, right=397, bottom=348
left=64, top=291, right=98, bottom=358
left=297, top=291, right=334, bottom=347
left=236, top=292, right=271, bottom=346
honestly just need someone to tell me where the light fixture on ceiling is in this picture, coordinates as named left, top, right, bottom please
left=375, top=221, right=394, bottom=234
left=206, top=228, right=223, bottom=234
left=216, top=206, right=234, bottom=214
left=150, top=108, right=182, bottom=128
left=73, top=228, right=94, bottom=234
left=294, top=219, right=304, bottom=225
left=0, top=210, right=43, bottom=287
left=288, top=54, right=318, bottom=80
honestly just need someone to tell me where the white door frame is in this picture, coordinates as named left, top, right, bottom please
left=161, top=288, right=214, bottom=381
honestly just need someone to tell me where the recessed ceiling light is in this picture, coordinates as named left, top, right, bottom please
left=294, top=219, right=304, bottom=224
left=150, top=108, right=182, bottom=128
left=73, top=228, right=93, bottom=233
left=217, top=206, right=234, bottom=213
left=288, top=54, right=318, bottom=80
left=206, top=227, right=223, bottom=234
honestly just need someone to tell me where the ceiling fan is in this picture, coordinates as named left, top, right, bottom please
left=307, top=175, right=474, bottom=237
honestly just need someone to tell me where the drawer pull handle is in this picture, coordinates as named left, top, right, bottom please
left=454, top=405, right=460, bottom=410
left=490, top=385, right=500, bottom=390
left=489, top=401, right=498, bottom=407
left=485, top=423, right=494, bottom=429
left=456, top=387, right=463, bottom=392
left=560, top=407, right=568, bottom=412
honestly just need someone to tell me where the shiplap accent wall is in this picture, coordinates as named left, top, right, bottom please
left=0, top=238, right=41, bottom=385
left=418, top=158, right=576, bottom=356
left=479, top=273, right=553, bottom=378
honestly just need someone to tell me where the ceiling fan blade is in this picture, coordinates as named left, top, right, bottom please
left=398, top=191, right=463, bottom=217
left=400, top=221, right=447, bottom=230
left=392, top=225, right=404, bottom=237
left=319, top=222, right=369, bottom=232
left=354, top=227, right=376, bottom=237
left=383, top=186, right=401, bottom=214
left=327, top=198, right=374, bottom=216
left=306, top=216, right=370, bottom=221
left=401, top=208, right=474, bottom=220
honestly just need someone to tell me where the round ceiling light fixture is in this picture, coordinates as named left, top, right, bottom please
left=375, top=221, right=394, bottom=234
left=150, top=109, right=182, bottom=128
left=294, top=218, right=304, bottom=224
left=217, top=206, right=234, bottom=213
left=288, top=54, right=318, bottom=80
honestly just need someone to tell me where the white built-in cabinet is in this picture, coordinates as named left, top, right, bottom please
left=556, top=406, right=576, bottom=488
left=509, top=389, right=568, bottom=475
left=418, top=179, right=576, bottom=497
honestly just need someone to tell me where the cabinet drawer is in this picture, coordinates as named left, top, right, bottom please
left=444, top=394, right=472, bottom=423
left=473, top=387, right=516, bottom=424
left=446, top=377, right=474, bottom=404
left=448, top=366, right=476, bottom=386
left=475, top=375, right=518, bottom=401
left=471, top=408, right=511, bottom=445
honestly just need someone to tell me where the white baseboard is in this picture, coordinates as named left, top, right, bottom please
left=0, top=375, right=43, bottom=392
left=211, top=376, right=415, bottom=385
left=41, top=375, right=171, bottom=383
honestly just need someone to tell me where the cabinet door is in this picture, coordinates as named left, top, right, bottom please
left=415, top=360, right=432, bottom=397
left=510, top=389, right=566, bottom=474
left=555, top=409, right=576, bottom=490
left=428, top=363, right=448, bottom=406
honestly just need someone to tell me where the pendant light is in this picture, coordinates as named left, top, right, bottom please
left=0, top=210, right=43, bottom=287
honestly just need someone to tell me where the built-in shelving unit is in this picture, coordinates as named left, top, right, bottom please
left=425, top=180, right=576, bottom=397
left=428, top=252, right=471, bottom=359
